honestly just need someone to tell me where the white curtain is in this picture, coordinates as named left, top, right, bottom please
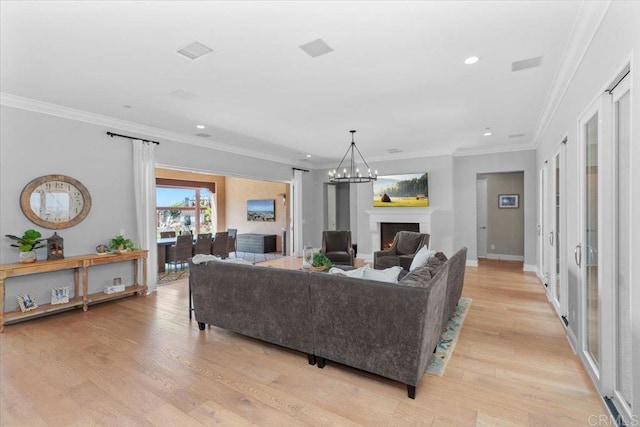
left=292, top=169, right=304, bottom=256
left=210, top=192, right=218, bottom=234
left=133, top=140, right=158, bottom=293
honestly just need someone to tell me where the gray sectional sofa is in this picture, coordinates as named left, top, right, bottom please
left=189, top=247, right=467, bottom=399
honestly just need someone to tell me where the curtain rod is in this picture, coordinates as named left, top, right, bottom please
left=106, top=131, right=160, bottom=145
left=292, top=167, right=310, bottom=172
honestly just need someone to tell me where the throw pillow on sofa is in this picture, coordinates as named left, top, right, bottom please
left=409, top=246, right=436, bottom=271
left=328, top=265, right=368, bottom=279
left=362, top=265, right=404, bottom=283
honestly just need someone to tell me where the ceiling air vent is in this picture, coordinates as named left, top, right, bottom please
left=196, top=133, right=212, bottom=138
left=168, top=89, right=198, bottom=100
left=176, top=41, right=214, bottom=61
left=508, top=133, right=526, bottom=139
left=299, top=38, right=334, bottom=58
left=387, top=148, right=403, bottom=154
left=512, top=56, right=543, bottom=72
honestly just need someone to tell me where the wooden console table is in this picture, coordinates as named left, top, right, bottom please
left=0, top=250, right=148, bottom=332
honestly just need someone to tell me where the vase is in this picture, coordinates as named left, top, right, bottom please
left=19, top=251, right=37, bottom=264
left=302, top=245, right=313, bottom=268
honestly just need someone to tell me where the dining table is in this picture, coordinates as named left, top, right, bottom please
left=157, top=236, right=198, bottom=273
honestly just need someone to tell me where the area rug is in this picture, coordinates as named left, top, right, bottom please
left=158, top=268, right=189, bottom=284
left=425, top=297, right=472, bottom=376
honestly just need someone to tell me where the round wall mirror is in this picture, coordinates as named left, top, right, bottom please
left=20, top=175, right=92, bottom=229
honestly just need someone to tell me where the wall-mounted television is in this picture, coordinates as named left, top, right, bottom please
left=373, top=173, right=429, bottom=207
left=247, top=199, right=275, bottom=221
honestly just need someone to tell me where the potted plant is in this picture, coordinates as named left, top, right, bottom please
left=5, top=229, right=46, bottom=263
left=311, top=252, right=333, bottom=271
left=107, top=235, right=135, bottom=253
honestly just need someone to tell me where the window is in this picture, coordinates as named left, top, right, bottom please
left=156, top=181, right=216, bottom=237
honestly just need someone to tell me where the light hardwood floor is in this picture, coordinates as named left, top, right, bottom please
left=0, top=259, right=606, bottom=426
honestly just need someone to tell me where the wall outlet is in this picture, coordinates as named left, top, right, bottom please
left=490, top=244, right=495, bottom=250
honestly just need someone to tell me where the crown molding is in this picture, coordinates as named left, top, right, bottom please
left=0, top=92, right=300, bottom=167
left=531, top=0, right=611, bottom=148
left=452, top=143, right=536, bottom=158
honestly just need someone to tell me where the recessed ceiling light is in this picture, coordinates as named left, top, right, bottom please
left=123, top=105, right=132, bottom=109
left=464, top=56, right=480, bottom=65
left=306, top=154, right=312, bottom=158
left=483, top=128, right=492, bottom=136
left=196, top=125, right=205, bottom=129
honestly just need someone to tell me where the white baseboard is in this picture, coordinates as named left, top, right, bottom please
left=522, top=264, right=537, bottom=272
left=485, top=253, right=524, bottom=261
left=566, top=327, right=578, bottom=354
left=466, top=259, right=478, bottom=267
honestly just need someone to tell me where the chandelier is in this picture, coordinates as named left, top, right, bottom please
left=328, top=130, right=377, bottom=183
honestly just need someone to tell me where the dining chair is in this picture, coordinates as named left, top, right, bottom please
left=211, top=232, right=229, bottom=259
left=193, top=233, right=212, bottom=256
left=166, top=234, right=193, bottom=271
left=227, top=229, right=237, bottom=258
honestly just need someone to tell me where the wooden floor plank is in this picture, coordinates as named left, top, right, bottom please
left=0, top=258, right=606, bottom=425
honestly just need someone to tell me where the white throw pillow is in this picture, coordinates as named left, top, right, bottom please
left=328, top=265, right=369, bottom=279
left=192, top=254, right=222, bottom=264
left=410, top=246, right=435, bottom=271
left=362, top=266, right=403, bottom=283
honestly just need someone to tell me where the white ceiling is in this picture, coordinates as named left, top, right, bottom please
left=0, top=1, right=585, bottom=167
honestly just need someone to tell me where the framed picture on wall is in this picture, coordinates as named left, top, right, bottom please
left=498, top=194, right=519, bottom=209
left=247, top=199, right=275, bottom=221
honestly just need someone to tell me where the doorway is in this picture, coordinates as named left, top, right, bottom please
left=476, top=172, right=525, bottom=262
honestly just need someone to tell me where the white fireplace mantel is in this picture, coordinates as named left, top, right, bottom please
left=365, top=208, right=435, bottom=253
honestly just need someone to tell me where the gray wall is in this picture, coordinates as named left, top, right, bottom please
left=0, top=105, right=298, bottom=311
left=478, top=172, right=525, bottom=258
left=454, top=150, right=536, bottom=266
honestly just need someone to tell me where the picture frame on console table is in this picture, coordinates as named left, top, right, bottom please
left=17, top=293, right=38, bottom=312
left=51, top=287, right=70, bottom=305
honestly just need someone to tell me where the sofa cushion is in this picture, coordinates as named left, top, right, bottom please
left=409, top=246, right=435, bottom=271
left=362, top=266, right=403, bottom=283
left=398, top=264, right=433, bottom=287
left=434, top=252, right=448, bottom=262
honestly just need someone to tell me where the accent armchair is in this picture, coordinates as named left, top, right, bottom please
left=373, top=231, right=430, bottom=270
left=320, top=230, right=355, bottom=266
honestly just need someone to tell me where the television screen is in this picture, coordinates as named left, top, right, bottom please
left=373, top=173, right=429, bottom=207
left=247, top=199, right=275, bottom=221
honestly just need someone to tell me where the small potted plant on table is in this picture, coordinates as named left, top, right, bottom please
left=108, top=235, right=135, bottom=254
left=5, top=229, right=46, bottom=263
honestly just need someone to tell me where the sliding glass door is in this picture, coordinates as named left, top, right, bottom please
left=548, top=145, right=566, bottom=315
left=612, top=76, right=633, bottom=419
left=579, top=99, right=601, bottom=376
left=577, top=71, right=633, bottom=424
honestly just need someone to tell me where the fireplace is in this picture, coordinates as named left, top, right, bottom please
left=365, top=208, right=434, bottom=259
left=381, top=222, right=419, bottom=250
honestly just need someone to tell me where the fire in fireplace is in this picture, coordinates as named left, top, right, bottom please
left=380, top=223, right=420, bottom=250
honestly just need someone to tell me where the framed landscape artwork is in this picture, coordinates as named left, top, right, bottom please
left=498, top=194, right=519, bottom=209
left=247, top=199, right=275, bottom=221
left=373, top=173, right=429, bottom=207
